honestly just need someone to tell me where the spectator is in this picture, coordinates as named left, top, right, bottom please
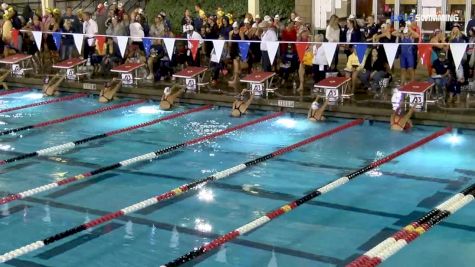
left=185, top=24, right=203, bottom=66
left=260, top=21, right=278, bottom=72
left=101, top=37, right=122, bottom=77
left=2, top=10, right=14, bottom=57
left=220, top=16, right=231, bottom=39
left=150, top=14, right=165, bottom=38
left=392, top=26, right=419, bottom=85
left=358, top=47, right=387, bottom=92
left=182, top=8, right=193, bottom=27
left=430, top=51, right=451, bottom=99
left=61, top=6, right=80, bottom=33
left=130, top=14, right=145, bottom=51
left=344, top=17, right=362, bottom=57
left=430, top=29, right=447, bottom=75
left=82, top=11, right=98, bottom=60
left=45, top=14, right=60, bottom=62
left=228, top=21, right=244, bottom=86
left=210, top=35, right=228, bottom=85
left=60, top=20, right=75, bottom=60
left=326, top=15, right=340, bottom=70
left=122, top=13, right=131, bottom=35
left=106, top=16, right=126, bottom=36
left=312, top=34, right=328, bottom=84
left=160, top=11, right=172, bottom=30
left=116, top=2, right=125, bottom=21
left=467, top=27, right=475, bottom=78
left=363, top=15, right=379, bottom=42
left=194, top=3, right=205, bottom=32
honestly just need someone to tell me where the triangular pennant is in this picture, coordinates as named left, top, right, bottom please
left=53, top=32, right=62, bottom=51
left=266, top=41, right=279, bottom=66
left=73, top=33, right=84, bottom=55
left=96, top=35, right=106, bottom=54
left=450, top=43, right=468, bottom=69
left=383, top=43, right=399, bottom=69
left=238, top=41, right=250, bottom=60
left=418, top=44, right=432, bottom=67
left=322, top=42, right=337, bottom=66
left=32, top=31, right=42, bottom=52
left=212, top=39, right=225, bottom=63
left=295, top=42, right=308, bottom=63
left=355, top=44, right=368, bottom=64
left=163, top=38, right=175, bottom=60
left=11, top=29, right=19, bottom=48
left=189, top=39, right=200, bottom=61
left=116, top=36, right=128, bottom=58
left=143, top=37, right=152, bottom=58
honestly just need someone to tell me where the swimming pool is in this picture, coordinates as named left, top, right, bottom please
left=0, top=90, right=474, bottom=267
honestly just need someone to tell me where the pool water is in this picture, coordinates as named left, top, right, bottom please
left=0, top=91, right=474, bottom=267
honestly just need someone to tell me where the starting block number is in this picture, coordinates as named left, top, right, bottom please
left=409, top=93, right=424, bottom=109
left=186, top=78, right=197, bottom=91
left=121, top=73, right=134, bottom=85
left=11, top=64, right=23, bottom=76
left=325, top=88, right=339, bottom=102
left=251, top=83, right=264, bottom=96
left=66, top=68, right=76, bottom=80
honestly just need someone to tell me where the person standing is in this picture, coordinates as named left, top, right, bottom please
left=260, top=21, right=277, bottom=72
left=83, top=12, right=98, bottom=60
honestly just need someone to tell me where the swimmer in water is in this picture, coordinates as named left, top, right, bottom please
left=43, top=74, right=66, bottom=96
left=231, top=89, right=254, bottom=117
left=390, top=105, right=415, bottom=131
left=307, top=96, right=329, bottom=122
left=0, top=69, right=10, bottom=90
left=160, top=85, right=185, bottom=110
left=99, top=78, right=122, bottom=103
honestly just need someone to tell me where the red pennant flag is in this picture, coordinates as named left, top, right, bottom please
left=96, top=35, right=106, bottom=54
left=418, top=44, right=432, bottom=69
left=11, top=29, right=19, bottom=48
left=295, top=42, right=309, bottom=63
left=190, top=39, right=200, bottom=61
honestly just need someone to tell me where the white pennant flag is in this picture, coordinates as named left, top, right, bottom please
left=32, top=31, right=42, bottom=52
left=73, top=34, right=84, bottom=55
left=266, top=41, right=279, bottom=66
left=383, top=43, right=399, bottom=69
left=163, top=38, right=175, bottom=60
left=450, top=43, right=468, bottom=69
left=322, top=42, right=337, bottom=66
left=116, top=36, right=128, bottom=58
left=211, top=39, right=225, bottom=63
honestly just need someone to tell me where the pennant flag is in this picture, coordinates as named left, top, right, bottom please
left=11, top=29, right=19, bottom=48
left=322, top=42, right=337, bottom=66
left=53, top=32, right=62, bottom=51
left=143, top=37, right=152, bottom=58
left=383, top=43, right=399, bottom=69
left=73, top=33, right=84, bottom=54
left=163, top=38, right=175, bottom=60
left=266, top=41, right=279, bottom=66
left=96, top=35, right=106, bottom=54
left=295, top=42, right=309, bottom=63
left=418, top=44, right=432, bottom=68
left=450, top=43, right=468, bottom=69
left=355, top=44, right=368, bottom=64
left=212, top=39, right=225, bottom=63
left=239, top=41, right=250, bottom=60
left=189, top=39, right=200, bottom=61
left=32, top=31, right=42, bottom=52
left=117, top=36, right=128, bottom=58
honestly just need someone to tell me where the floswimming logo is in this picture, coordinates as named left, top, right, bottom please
left=390, top=14, right=460, bottom=23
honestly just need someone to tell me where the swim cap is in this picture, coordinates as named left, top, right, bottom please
left=164, top=87, right=171, bottom=95
left=311, top=101, right=319, bottom=110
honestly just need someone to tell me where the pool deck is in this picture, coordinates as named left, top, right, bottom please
left=6, top=76, right=475, bottom=130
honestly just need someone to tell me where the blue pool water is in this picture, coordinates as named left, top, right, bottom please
left=0, top=91, right=474, bottom=267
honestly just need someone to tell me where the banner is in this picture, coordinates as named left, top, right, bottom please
left=96, top=35, right=106, bottom=54
left=189, top=39, right=200, bottom=60
left=383, top=43, right=399, bottom=69
left=53, top=32, right=62, bottom=51
left=32, top=31, right=42, bottom=52
left=295, top=42, right=309, bottom=63
left=212, top=39, right=225, bottom=63
left=239, top=41, right=250, bottom=60
left=142, top=37, right=152, bottom=58
left=266, top=41, right=279, bottom=66
left=163, top=38, right=175, bottom=60
left=355, top=44, right=368, bottom=64
left=450, top=43, right=468, bottom=69
left=73, top=33, right=84, bottom=54
left=322, top=42, right=337, bottom=66
left=117, top=36, right=128, bottom=58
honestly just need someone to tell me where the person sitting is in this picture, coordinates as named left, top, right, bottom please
left=357, top=48, right=387, bottom=92
left=100, top=37, right=122, bottom=77
left=43, top=74, right=66, bottom=96
left=429, top=51, right=451, bottom=99
left=160, top=85, right=184, bottom=110
left=344, top=47, right=361, bottom=93
left=308, top=96, right=329, bottom=122
left=99, top=78, right=122, bottom=102
left=390, top=106, right=415, bottom=132
left=0, top=69, right=10, bottom=90
left=231, top=89, right=254, bottom=117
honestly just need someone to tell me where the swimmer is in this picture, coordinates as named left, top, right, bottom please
left=43, top=74, right=66, bottom=96
left=99, top=78, right=122, bottom=103
left=308, top=96, right=329, bottom=122
left=0, top=69, right=10, bottom=90
left=390, top=106, right=415, bottom=131
left=160, top=85, right=184, bottom=110
left=231, top=89, right=254, bottom=117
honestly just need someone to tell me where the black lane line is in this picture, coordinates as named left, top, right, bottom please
left=44, top=173, right=120, bottom=199
left=0, top=204, right=31, bottom=219
left=0, top=161, right=40, bottom=174
left=5, top=259, right=51, bottom=267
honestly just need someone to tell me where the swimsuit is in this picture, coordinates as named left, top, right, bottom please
left=233, top=101, right=245, bottom=117
left=392, top=115, right=410, bottom=130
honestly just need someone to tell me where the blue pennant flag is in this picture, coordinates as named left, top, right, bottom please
left=53, top=32, right=62, bottom=51
left=143, top=38, right=152, bottom=58
left=239, top=41, right=250, bottom=61
left=355, top=44, right=368, bottom=64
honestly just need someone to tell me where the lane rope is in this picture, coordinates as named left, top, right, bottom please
left=348, top=183, right=475, bottom=267
left=0, top=117, right=362, bottom=263
left=0, top=93, right=87, bottom=114
left=0, top=105, right=213, bottom=165
left=0, top=112, right=283, bottom=206
left=161, top=127, right=452, bottom=267
left=0, top=99, right=146, bottom=136
left=0, top=88, right=29, bottom=97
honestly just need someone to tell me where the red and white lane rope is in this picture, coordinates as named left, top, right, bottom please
left=0, top=88, right=29, bottom=97
left=0, top=105, right=212, bottom=165
left=0, top=112, right=283, bottom=206
left=348, top=183, right=475, bottom=267
left=0, top=118, right=362, bottom=263
left=0, top=93, right=87, bottom=114
left=0, top=99, right=145, bottom=136
left=161, top=127, right=452, bottom=266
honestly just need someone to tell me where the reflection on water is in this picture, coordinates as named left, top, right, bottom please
left=367, top=151, right=384, bottom=177
left=1, top=202, right=9, bottom=216
left=149, top=224, right=157, bottom=247
left=194, top=218, right=212, bottom=233
left=215, top=245, right=227, bottom=263
left=169, top=225, right=179, bottom=248
left=267, top=250, right=278, bottom=267
left=124, top=220, right=134, bottom=240
left=42, top=203, right=51, bottom=223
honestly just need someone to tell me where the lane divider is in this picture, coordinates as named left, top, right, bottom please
left=0, top=105, right=212, bottom=165
left=0, top=112, right=283, bottom=206
left=0, top=88, right=29, bottom=97
left=0, top=117, right=362, bottom=262
left=161, top=127, right=452, bottom=267
left=348, top=183, right=475, bottom=267
left=0, top=93, right=87, bottom=114
left=0, top=99, right=145, bottom=136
